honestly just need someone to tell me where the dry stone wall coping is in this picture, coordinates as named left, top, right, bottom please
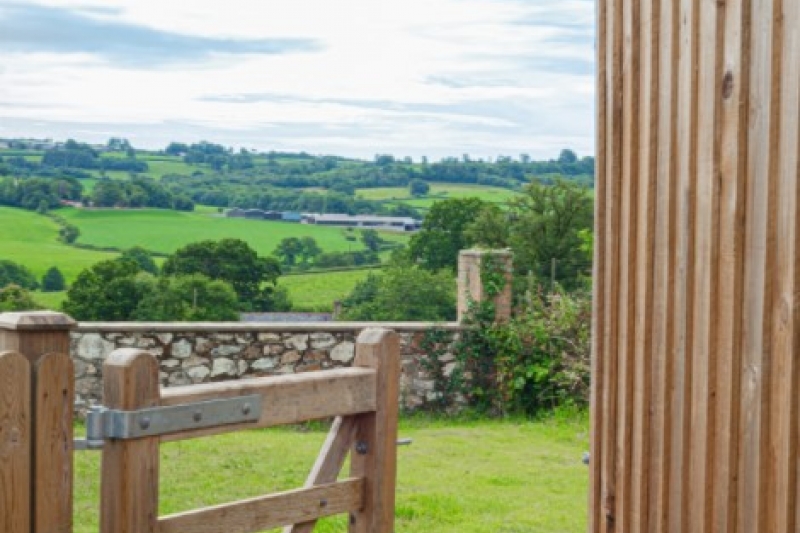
left=70, top=321, right=462, bottom=414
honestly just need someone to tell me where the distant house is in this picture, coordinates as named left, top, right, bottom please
left=225, top=208, right=246, bottom=218
left=304, top=214, right=421, bottom=231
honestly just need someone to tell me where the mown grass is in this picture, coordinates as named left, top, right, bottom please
left=58, top=208, right=410, bottom=257
left=0, top=207, right=116, bottom=283
left=281, top=268, right=382, bottom=311
left=74, top=414, right=589, bottom=533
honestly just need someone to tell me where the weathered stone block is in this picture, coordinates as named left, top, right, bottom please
left=286, top=334, right=308, bottom=351
left=211, top=358, right=237, bottom=377
left=331, top=341, right=355, bottom=363
left=77, top=333, right=115, bottom=360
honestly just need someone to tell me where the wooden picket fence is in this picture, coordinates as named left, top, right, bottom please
left=0, top=311, right=399, bottom=533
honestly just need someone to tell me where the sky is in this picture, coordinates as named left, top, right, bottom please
left=0, top=0, right=595, bottom=161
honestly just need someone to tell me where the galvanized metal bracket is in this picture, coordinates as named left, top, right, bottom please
left=74, top=394, right=262, bottom=451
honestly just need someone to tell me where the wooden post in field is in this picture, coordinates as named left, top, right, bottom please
left=100, top=349, right=161, bottom=533
left=0, top=311, right=76, bottom=533
left=349, top=328, right=400, bottom=533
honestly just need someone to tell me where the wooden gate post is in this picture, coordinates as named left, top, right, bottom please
left=99, top=349, right=161, bottom=533
left=0, top=311, right=76, bottom=533
left=349, top=328, right=400, bottom=533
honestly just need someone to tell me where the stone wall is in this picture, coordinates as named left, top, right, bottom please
left=72, top=322, right=461, bottom=412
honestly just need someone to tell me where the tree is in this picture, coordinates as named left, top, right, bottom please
left=273, top=237, right=304, bottom=266
left=0, top=260, right=39, bottom=290
left=59, top=223, right=80, bottom=244
left=359, top=229, right=384, bottom=252
left=340, top=266, right=455, bottom=321
left=469, top=178, right=593, bottom=286
left=408, top=197, right=491, bottom=271
left=63, top=259, right=150, bottom=320
left=409, top=179, right=430, bottom=197
left=162, top=238, right=281, bottom=310
left=558, top=149, right=578, bottom=164
left=299, top=237, right=322, bottom=264
left=133, top=274, right=240, bottom=321
left=41, top=266, right=66, bottom=292
left=0, top=284, right=39, bottom=312
left=120, top=246, right=158, bottom=275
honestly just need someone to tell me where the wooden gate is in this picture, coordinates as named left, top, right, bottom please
left=0, top=311, right=400, bottom=533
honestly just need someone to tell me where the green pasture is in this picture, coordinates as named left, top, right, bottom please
left=357, top=183, right=519, bottom=207
left=75, top=414, right=589, bottom=533
left=57, top=208, right=410, bottom=257
left=281, top=268, right=382, bottom=311
left=0, top=207, right=116, bottom=283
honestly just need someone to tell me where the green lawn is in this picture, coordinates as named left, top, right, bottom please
left=0, top=207, right=117, bottom=283
left=74, top=415, right=589, bottom=533
left=58, top=208, right=409, bottom=257
left=281, top=268, right=382, bottom=311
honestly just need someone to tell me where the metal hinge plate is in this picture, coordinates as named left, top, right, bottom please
left=75, top=394, right=262, bottom=450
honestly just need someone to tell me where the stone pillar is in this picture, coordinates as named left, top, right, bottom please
left=457, top=249, right=513, bottom=323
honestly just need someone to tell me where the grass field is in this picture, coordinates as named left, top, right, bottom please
left=356, top=183, right=519, bottom=207
left=0, top=207, right=117, bottom=282
left=281, top=268, right=382, bottom=311
left=58, top=208, right=409, bottom=257
left=74, top=414, right=589, bottom=533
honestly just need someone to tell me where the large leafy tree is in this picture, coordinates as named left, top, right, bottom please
left=273, top=237, right=304, bottom=266
left=133, top=274, right=239, bottom=321
left=120, top=246, right=158, bottom=275
left=162, top=238, right=281, bottom=310
left=408, top=197, right=490, bottom=271
left=63, top=259, right=151, bottom=320
left=468, top=178, right=593, bottom=286
left=0, top=260, right=39, bottom=290
left=341, top=266, right=455, bottom=321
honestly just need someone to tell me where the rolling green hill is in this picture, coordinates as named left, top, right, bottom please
left=57, top=208, right=409, bottom=257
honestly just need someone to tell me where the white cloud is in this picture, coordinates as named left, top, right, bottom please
left=0, top=0, right=595, bottom=159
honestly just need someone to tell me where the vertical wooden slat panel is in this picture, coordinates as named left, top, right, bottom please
left=668, top=0, right=698, bottom=530
left=0, top=351, right=31, bottom=533
left=614, top=0, right=640, bottom=528
left=630, top=0, right=658, bottom=529
left=33, top=352, right=74, bottom=533
left=711, top=0, right=749, bottom=531
left=765, top=0, right=796, bottom=531
left=594, top=1, right=800, bottom=531
left=646, top=0, right=676, bottom=529
left=589, top=2, right=609, bottom=531
left=736, top=0, right=777, bottom=530
left=688, top=0, right=722, bottom=531
left=599, top=0, right=624, bottom=529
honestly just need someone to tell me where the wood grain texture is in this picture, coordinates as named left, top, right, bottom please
left=33, top=352, right=74, bottom=533
left=286, top=416, right=358, bottom=533
left=349, top=328, right=400, bottom=533
left=159, top=478, right=364, bottom=533
left=593, top=1, right=800, bottom=532
left=160, top=368, right=376, bottom=441
left=100, top=349, right=161, bottom=533
left=0, top=351, right=31, bottom=533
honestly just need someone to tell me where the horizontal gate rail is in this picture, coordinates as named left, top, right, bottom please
left=158, top=478, right=364, bottom=533
left=159, top=367, right=377, bottom=442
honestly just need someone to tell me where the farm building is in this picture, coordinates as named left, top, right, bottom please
left=304, top=214, right=420, bottom=231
